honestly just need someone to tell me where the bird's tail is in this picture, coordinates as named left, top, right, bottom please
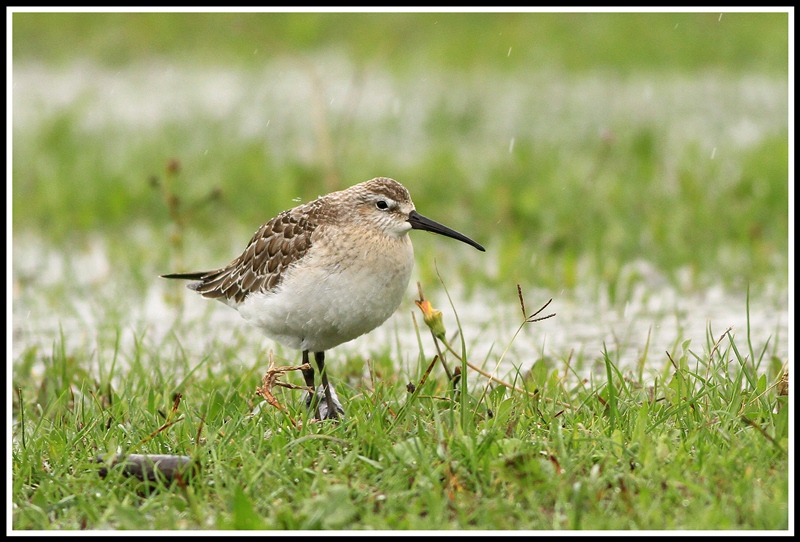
left=160, top=271, right=212, bottom=291
left=161, top=271, right=208, bottom=281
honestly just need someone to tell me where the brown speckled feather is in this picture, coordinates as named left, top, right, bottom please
left=185, top=210, right=318, bottom=304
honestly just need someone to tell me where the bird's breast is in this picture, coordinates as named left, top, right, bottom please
left=236, top=231, right=415, bottom=352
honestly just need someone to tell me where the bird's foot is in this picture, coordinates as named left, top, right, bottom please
left=304, top=384, right=345, bottom=421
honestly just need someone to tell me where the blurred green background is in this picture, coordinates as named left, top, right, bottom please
left=12, top=12, right=788, bottom=73
left=11, top=11, right=790, bottom=293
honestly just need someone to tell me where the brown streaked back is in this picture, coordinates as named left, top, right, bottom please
left=162, top=210, right=318, bottom=304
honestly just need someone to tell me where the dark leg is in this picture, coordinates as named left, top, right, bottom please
left=301, top=350, right=315, bottom=390
left=314, top=351, right=344, bottom=420
left=301, top=350, right=319, bottom=417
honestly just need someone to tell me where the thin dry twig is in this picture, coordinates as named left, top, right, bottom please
left=391, top=354, right=441, bottom=428
left=666, top=351, right=679, bottom=371
left=709, top=327, right=734, bottom=361
left=195, top=410, right=207, bottom=449
left=741, top=416, right=785, bottom=455
left=255, top=351, right=313, bottom=428
left=169, top=393, right=182, bottom=420
left=124, top=391, right=187, bottom=453
left=132, top=416, right=186, bottom=453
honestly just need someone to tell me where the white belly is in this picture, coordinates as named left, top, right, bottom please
left=236, top=236, right=414, bottom=352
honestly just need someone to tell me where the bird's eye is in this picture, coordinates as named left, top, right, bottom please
left=376, top=200, right=389, bottom=210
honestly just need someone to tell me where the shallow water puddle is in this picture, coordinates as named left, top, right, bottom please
left=11, top=237, right=788, bottom=388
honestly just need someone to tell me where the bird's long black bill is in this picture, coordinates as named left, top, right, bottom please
left=407, top=210, right=485, bottom=252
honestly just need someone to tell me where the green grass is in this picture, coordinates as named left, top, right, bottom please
left=11, top=291, right=789, bottom=530
left=12, top=12, right=789, bottom=75
left=11, top=11, right=790, bottom=531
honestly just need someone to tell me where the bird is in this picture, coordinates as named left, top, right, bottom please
left=161, top=177, right=485, bottom=420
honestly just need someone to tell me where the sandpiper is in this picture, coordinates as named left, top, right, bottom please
left=162, top=177, right=484, bottom=419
